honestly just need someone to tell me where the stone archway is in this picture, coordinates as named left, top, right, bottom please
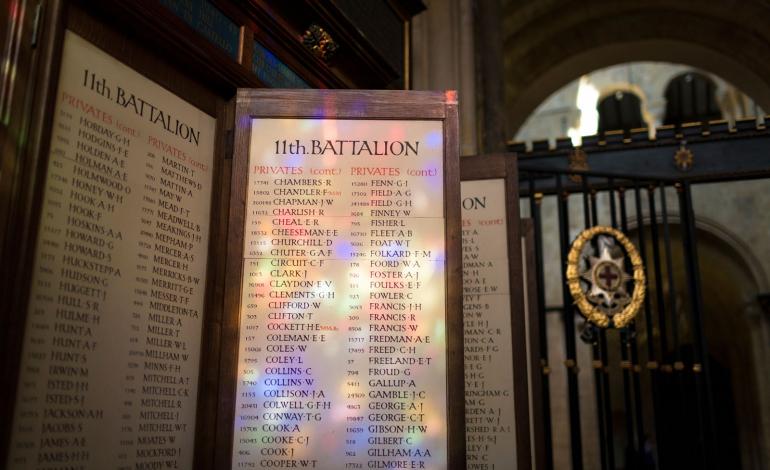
left=497, top=4, right=770, bottom=468
left=502, top=0, right=770, bottom=135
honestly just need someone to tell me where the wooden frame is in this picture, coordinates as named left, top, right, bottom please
left=521, top=218, right=546, bottom=470
left=0, top=2, right=234, bottom=468
left=459, top=153, right=532, bottom=469
left=216, top=89, right=465, bottom=469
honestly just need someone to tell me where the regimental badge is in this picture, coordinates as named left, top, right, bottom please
left=566, top=226, right=646, bottom=328
left=674, top=143, right=694, bottom=171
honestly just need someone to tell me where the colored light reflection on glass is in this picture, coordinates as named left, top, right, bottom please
left=233, top=118, right=448, bottom=469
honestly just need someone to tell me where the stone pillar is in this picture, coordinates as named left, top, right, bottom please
left=475, top=0, right=508, bottom=153
left=411, top=0, right=478, bottom=156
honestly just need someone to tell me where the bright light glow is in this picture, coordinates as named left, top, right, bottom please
left=568, top=76, right=599, bottom=146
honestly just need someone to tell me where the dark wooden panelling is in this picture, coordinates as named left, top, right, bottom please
left=215, top=0, right=341, bottom=89
left=213, top=0, right=424, bottom=90
left=332, top=0, right=405, bottom=80
left=233, top=88, right=448, bottom=118
left=0, top=1, right=69, bottom=464
left=213, top=92, right=249, bottom=468
left=504, top=156, right=533, bottom=470
left=73, top=0, right=260, bottom=94
left=459, top=153, right=510, bottom=179
left=193, top=98, right=235, bottom=470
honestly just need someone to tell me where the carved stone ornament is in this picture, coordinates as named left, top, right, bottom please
left=566, top=226, right=646, bottom=328
left=302, top=24, right=339, bottom=61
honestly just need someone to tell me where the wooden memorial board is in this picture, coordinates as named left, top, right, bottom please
left=460, top=154, right=531, bottom=469
left=5, top=30, right=217, bottom=469
left=219, top=89, right=464, bottom=469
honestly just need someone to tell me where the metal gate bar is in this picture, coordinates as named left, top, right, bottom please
left=592, top=184, right=617, bottom=470
left=581, top=179, right=611, bottom=470
left=528, top=176, right=554, bottom=470
left=676, top=182, right=717, bottom=469
left=521, top=167, right=722, bottom=470
left=648, top=187, right=671, bottom=365
left=645, top=185, right=679, bottom=469
left=513, top=118, right=770, bottom=184
left=616, top=186, right=645, bottom=459
left=556, top=174, right=585, bottom=469
left=659, top=187, right=691, bottom=464
left=610, top=183, right=636, bottom=460
left=631, top=183, right=668, bottom=469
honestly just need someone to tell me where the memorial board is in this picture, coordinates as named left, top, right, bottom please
left=233, top=118, right=447, bottom=469
left=6, top=31, right=216, bottom=469
left=459, top=153, right=531, bottom=469
left=461, top=179, right=517, bottom=468
left=222, top=89, right=463, bottom=470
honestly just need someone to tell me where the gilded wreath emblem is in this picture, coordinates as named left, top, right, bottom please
left=302, top=24, right=339, bottom=61
left=566, top=226, right=646, bottom=328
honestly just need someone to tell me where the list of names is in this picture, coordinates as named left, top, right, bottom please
left=232, top=119, right=449, bottom=469
left=7, top=31, right=215, bottom=470
left=461, top=179, right=516, bottom=469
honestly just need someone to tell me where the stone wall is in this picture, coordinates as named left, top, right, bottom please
left=515, top=62, right=763, bottom=147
